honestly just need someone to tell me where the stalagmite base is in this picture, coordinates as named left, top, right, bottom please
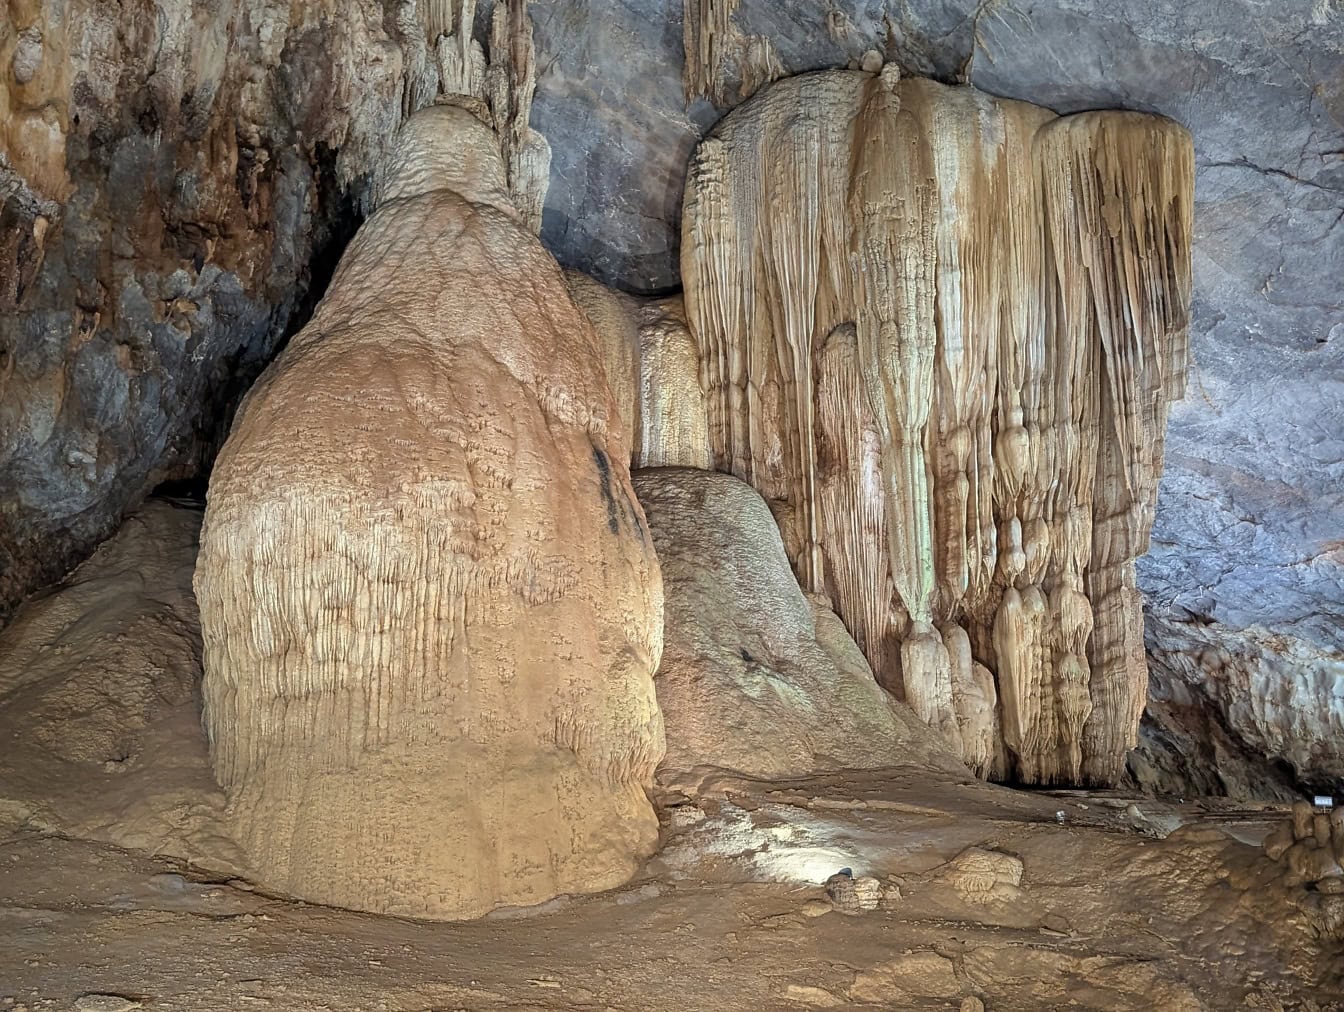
left=635, top=467, right=958, bottom=781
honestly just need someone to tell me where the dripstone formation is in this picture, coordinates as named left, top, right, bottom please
left=681, top=68, right=1193, bottom=785
left=635, top=467, right=957, bottom=782
left=565, top=274, right=712, bottom=471
left=194, top=49, right=1194, bottom=917
left=195, top=103, right=665, bottom=920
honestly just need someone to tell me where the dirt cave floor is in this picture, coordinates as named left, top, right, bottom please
left=2, top=774, right=1342, bottom=1010
left=0, top=502, right=1341, bottom=1011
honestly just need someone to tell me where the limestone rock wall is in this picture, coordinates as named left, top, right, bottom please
left=0, top=0, right=548, bottom=626
left=1135, top=620, right=1344, bottom=797
left=681, top=69, right=1193, bottom=786
left=4, top=0, right=1340, bottom=796
left=0, top=0, right=415, bottom=623
left=195, top=105, right=665, bottom=920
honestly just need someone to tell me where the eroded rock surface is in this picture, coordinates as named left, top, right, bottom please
left=4, top=0, right=1341, bottom=796
left=195, top=105, right=665, bottom=920
left=0, top=0, right=545, bottom=624
left=1260, top=800, right=1344, bottom=940
left=634, top=467, right=956, bottom=781
left=0, top=498, right=235, bottom=867
left=0, top=0, right=413, bottom=622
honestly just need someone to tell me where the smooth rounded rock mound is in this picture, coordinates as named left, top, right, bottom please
left=634, top=467, right=955, bottom=781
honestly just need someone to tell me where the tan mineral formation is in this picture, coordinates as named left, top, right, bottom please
left=1257, top=800, right=1344, bottom=940
left=566, top=274, right=712, bottom=470
left=426, top=0, right=552, bottom=234
left=634, top=467, right=958, bottom=782
left=681, top=66, right=1193, bottom=786
left=193, top=103, right=665, bottom=919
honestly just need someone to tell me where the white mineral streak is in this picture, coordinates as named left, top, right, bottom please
left=681, top=68, right=1192, bottom=785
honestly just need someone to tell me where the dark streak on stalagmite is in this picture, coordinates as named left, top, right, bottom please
left=591, top=442, right=621, bottom=535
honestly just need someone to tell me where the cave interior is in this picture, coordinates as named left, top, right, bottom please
left=0, top=0, right=1342, bottom=1008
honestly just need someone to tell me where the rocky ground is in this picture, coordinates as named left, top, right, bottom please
left=1, top=776, right=1339, bottom=1010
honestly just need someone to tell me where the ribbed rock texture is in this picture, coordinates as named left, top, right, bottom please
left=194, top=104, right=665, bottom=920
left=566, top=274, right=711, bottom=470
left=634, top=467, right=955, bottom=781
left=527, top=0, right=1343, bottom=796
left=681, top=69, right=1192, bottom=785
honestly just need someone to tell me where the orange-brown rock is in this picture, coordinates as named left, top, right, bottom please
left=195, top=105, right=665, bottom=920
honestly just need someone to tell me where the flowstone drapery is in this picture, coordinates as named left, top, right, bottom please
left=681, top=67, right=1192, bottom=785
left=565, top=273, right=712, bottom=471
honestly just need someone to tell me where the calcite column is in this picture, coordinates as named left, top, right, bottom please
left=1039, top=112, right=1194, bottom=784
left=849, top=68, right=959, bottom=751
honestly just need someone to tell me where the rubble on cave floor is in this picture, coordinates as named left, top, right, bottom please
left=1, top=498, right=1339, bottom=1008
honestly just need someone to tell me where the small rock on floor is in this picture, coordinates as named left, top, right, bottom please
left=784, top=984, right=845, bottom=1006
left=74, top=996, right=143, bottom=1012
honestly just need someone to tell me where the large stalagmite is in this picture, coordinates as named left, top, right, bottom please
left=194, top=103, right=665, bottom=919
left=681, top=67, right=1192, bottom=786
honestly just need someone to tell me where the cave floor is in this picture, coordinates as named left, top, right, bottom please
left=2, top=767, right=1338, bottom=1012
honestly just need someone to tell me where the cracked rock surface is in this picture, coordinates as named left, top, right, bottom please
left=0, top=0, right=409, bottom=621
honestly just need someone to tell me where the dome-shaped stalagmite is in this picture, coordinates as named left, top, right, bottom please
left=634, top=467, right=960, bottom=781
left=681, top=67, right=1193, bottom=786
left=194, top=104, right=666, bottom=920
